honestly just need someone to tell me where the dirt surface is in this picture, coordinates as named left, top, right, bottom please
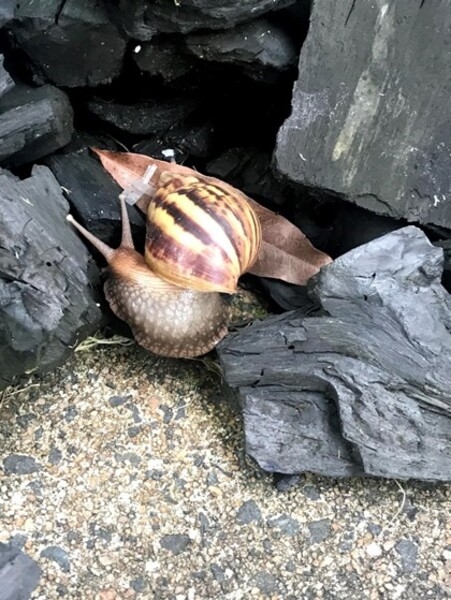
left=1, top=343, right=451, bottom=599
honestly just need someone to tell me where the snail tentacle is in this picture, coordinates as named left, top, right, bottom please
left=66, top=214, right=115, bottom=262
left=118, top=197, right=135, bottom=250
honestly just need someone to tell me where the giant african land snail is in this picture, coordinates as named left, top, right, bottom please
left=67, top=170, right=262, bottom=358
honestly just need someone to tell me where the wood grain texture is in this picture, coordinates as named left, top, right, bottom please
left=0, top=166, right=102, bottom=390
left=0, top=84, right=73, bottom=168
left=275, top=0, right=451, bottom=228
left=218, top=226, right=451, bottom=481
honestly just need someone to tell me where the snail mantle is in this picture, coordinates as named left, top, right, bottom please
left=217, top=226, right=451, bottom=483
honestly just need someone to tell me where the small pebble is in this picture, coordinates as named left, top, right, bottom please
left=267, top=514, right=300, bottom=536
left=40, top=546, right=71, bottom=573
left=366, top=542, right=382, bottom=558
left=308, top=519, right=331, bottom=543
left=236, top=500, right=262, bottom=525
left=3, top=454, right=41, bottom=475
left=160, top=534, right=191, bottom=555
left=395, top=539, right=418, bottom=573
left=108, top=395, right=127, bottom=407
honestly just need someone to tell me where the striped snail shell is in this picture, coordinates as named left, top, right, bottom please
left=66, top=171, right=262, bottom=358
left=144, top=173, right=262, bottom=294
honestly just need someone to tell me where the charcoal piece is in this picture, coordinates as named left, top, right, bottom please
left=115, top=0, right=295, bottom=37
left=111, top=0, right=157, bottom=41
left=270, top=0, right=311, bottom=43
left=133, top=138, right=187, bottom=165
left=7, top=0, right=126, bottom=87
left=133, top=120, right=215, bottom=160
left=165, top=121, right=215, bottom=158
left=314, top=204, right=404, bottom=258
left=332, top=208, right=404, bottom=255
left=185, top=17, right=297, bottom=82
left=0, top=542, right=41, bottom=600
left=86, top=97, right=198, bottom=136
left=235, top=386, right=361, bottom=478
left=218, top=227, right=451, bottom=482
left=45, top=144, right=145, bottom=247
left=436, top=238, right=451, bottom=293
left=0, top=1, right=14, bottom=29
left=0, top=84, right=73, bottom=167
left=275, top=0, right=451, bottom=229
left=0, top=56, right=14, bottom=99
left=0, top=166, right=102, bottom=390
left=257, top=279, right=320, bottom=313
left=133, top=37, right=196, bottom=83
left=206, top=147, right=293, bottom=206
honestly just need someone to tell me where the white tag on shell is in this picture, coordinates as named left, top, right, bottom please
left=161, top=149, right=176, bottom=163
left=119, top=165, right=158, bottom=206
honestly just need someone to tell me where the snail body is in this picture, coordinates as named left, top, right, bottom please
left=67, top=175, right=261, bottom=358
left=104, top=257, right=230, bottom=358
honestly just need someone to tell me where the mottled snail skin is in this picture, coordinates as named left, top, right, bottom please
left=145, top=177, right=262, bottom=294
left=67, top=199, right=230, bottom=358
left=104, top=272, right=230, bottom=358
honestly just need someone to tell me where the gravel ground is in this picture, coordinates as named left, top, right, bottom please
left=1, top=343, right=451, bottom=599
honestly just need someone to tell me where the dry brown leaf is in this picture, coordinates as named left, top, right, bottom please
left=245, top=199, right=332, bottom=282
left=92, top=148, right=332, bottom=286
left=253, top=240, right=331, bottom=284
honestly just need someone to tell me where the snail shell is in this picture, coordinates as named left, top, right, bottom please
left=144, top=176, right=262, bottom=294
left=66, top=168, right=262, bottom=357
